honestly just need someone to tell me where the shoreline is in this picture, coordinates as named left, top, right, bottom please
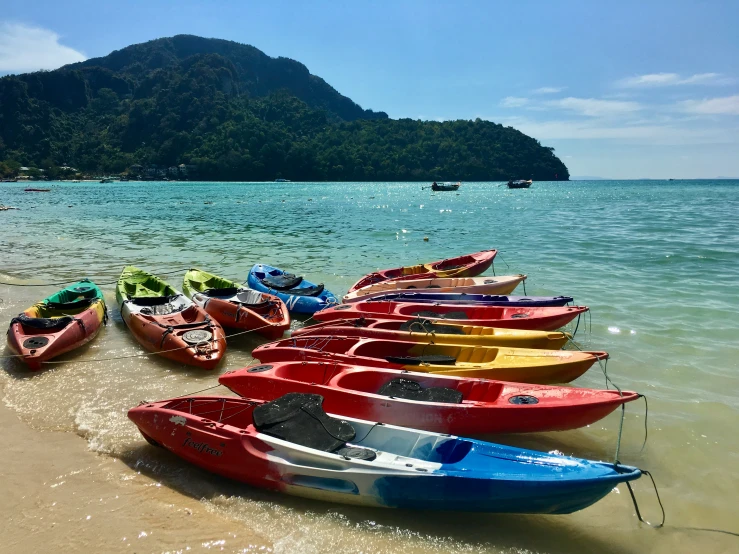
left=0, top=390, right=270, bottom=552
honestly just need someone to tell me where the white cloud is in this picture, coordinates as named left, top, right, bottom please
left=546, top=97, right=643, bottom=117
left=618, top=72, right=732, bottom=87
left=485, top=115, right=738, bottom=145
left=679, top=73, right=725, bottom=85
left=677, top=95, right=739, bottom=115
left=0, top=22, right=86, bottom=73
left=532, top=86, right=564, bottom=94
left=500, top=96, right=529, bottom=108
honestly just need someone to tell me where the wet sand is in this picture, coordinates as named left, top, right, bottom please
left=0, top=400, right=269, bottom=552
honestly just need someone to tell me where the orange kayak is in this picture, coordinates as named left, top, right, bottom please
left=183, top=268, right=290, bottom=340
left=116, top=266, right=226, bottom=369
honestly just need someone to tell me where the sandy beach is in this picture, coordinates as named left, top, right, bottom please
left=0, top=399, right=271, bottom=552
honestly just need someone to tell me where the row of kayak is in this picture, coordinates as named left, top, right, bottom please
left=6, top=251, right=649, bottom=516
left=128, top=310, right=642, bottom=514
left=128, top=252, right=644, bottom=516
left=7, top=255, right=587, bottom=369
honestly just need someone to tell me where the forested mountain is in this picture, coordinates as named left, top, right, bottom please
left=0, top=35, right=569, bottom=181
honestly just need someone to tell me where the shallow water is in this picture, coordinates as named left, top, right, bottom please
left=1, top=180, right=738, bottom=553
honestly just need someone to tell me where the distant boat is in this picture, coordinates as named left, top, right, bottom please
left=24, top=188, right=51, bottom=192
left=507, top=179, right=533, bottom=189
left=100, top=177, right=114, bottom=183
left=275, top=178, right=291, bottom=183
left=430, top=181, right=461, bottom=191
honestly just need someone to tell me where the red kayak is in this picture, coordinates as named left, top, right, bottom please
left=7, top=280, right=107, bottom=370
left=314, top=302, right=588, bottom=331
left=349, top=249, right=497, bottom=292
left=252, top=336, right=607, bottom=383
left=219, top=361, right=639, bottom=434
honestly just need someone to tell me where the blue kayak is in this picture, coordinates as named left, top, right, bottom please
left=247, top=264, right=338, bottom=314
left=130, top=393, right=643, bottom=514
left=365, top=292, right=573, bottom=307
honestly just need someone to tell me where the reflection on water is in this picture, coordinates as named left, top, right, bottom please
left=1, top=180, right=738, bottom=552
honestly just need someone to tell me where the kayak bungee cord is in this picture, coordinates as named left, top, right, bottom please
left=567, top=339, right=650, bottom=454
left=572, top=312, right=581, bottom=337
left=639, top=395, right=649, bottom=452
left=625, top=470, right=666, bottom=528
left=588, top=352, right=666, bottom=529
left=590, top=353, right=627, bottom=464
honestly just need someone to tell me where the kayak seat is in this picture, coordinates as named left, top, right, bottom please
left=129, top=294, right=181, bottom=306
left=399, top=320, right=465, bottom=335
left=283, top=284, right=324, bottom=297
left=201, top=287, right=240, bottom=297
left=385, top=354, right=457, bottom=366
left=45, top=298, right=96, bottom=311
left=130, top=295, right=184, bottom=316
left=11, top=313, right=74, bottom=330
left=378, top=378, right=463, bottom=404
left=261, top=273, right=303, bottom=291
left=253, top=393, right=355, bottom=452
left=412, top=310, right=469, bottom=320
left=235, top=289, right=270, bottom=307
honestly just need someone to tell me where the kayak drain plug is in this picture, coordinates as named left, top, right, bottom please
left=182, top=330, right=213, bottom=345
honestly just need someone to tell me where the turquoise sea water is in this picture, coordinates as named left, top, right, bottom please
left=1, top=180, right=738, bottom=553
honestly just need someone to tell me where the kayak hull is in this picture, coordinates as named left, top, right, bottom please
left=252, top=336, right=607, bottom=384
left=349, top=249, right=498, bottom=292
left=128, top=395, right=641, bottom=514
left=343, top=274, right=527, bottom=303
left=6, top=280, right=106, bottom=370
left=314, top=302, right=589, bottom=331
left=292, top=318, right=571, bottom=349
left=192, top=295, right=289, bottom=340
left=219, top=362, right=639, bottom=434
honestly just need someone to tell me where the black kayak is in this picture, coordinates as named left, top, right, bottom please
left=364, top=292, right=573, bottom=307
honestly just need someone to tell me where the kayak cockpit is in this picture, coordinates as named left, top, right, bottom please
left=126, top=294, right=190, bottom=316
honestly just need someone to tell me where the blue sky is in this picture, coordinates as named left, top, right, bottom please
left=1, top=0, right=738, bottom=178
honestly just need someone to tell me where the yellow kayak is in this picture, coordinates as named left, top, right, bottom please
left=292, top=317, right=570, bottom=349
left=253, top=336, right=607, bottom=384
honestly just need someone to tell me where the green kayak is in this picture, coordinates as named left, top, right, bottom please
left=182, top=268, right=241, bottom=298
left=40, top=279, right=105, bottom=312
left=115, top=265, right=178, bottom=307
